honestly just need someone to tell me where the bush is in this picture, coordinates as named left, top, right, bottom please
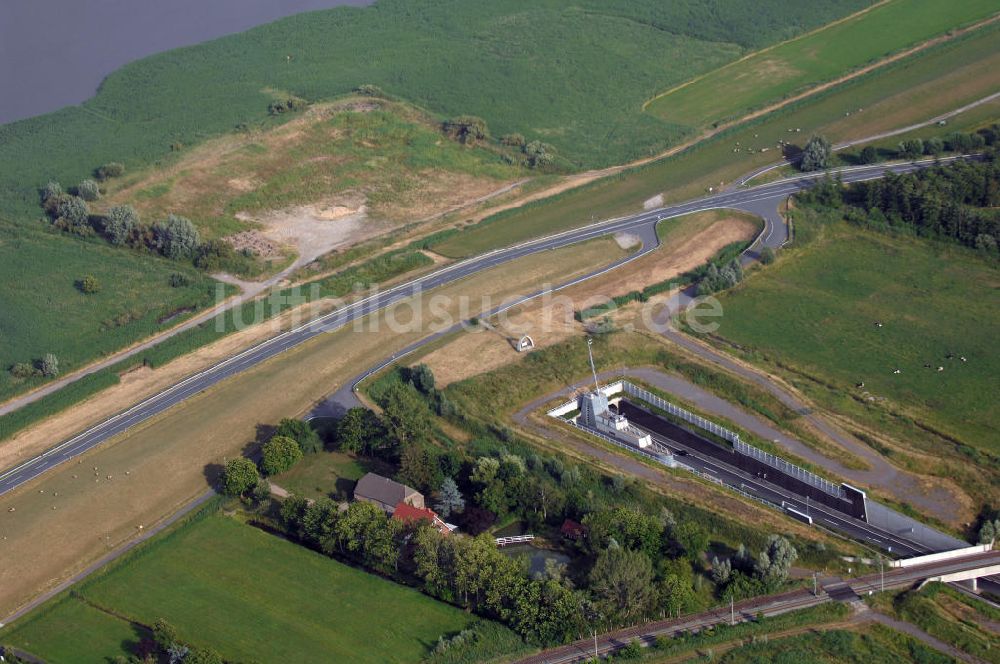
left=800, top=135, right=831, bottom=172
left=354, top=84, right=384, bottom=97
left=56, top=195, right=90, bottom=229
left=268, top=97, right=306, bottom=115
left=77, top=178, right=101, bottom=201
left=222, top=457, right=259, bottom=496
left=260, top=435, right=303, bottom=475
left=858, top=145, right=879, bottom=165
left=500, top=133, right=526, bottom=147
left=77, top=275, right=101, bottom=294
left=40, top=353, right=59, bottom=378
left=154, top=214, right=200, bottom=259
left=924, top=137, right=944, bottom=156
left=95, top=162, right=125, bottom=180
left=103, top=204, right=139, bottom=245
left=40, top=181, right=62, bottom=203
left=193, top=239, right=238, bottom=271
left=9, top=363, right=36, bottom=379
left=443, top=115, right=489, bottom=144
left=898, top=138, right=924, bottom=160
left=168, top=272, right=190, bottom=288
left=523, top=140, right=554, bottom=168
left=274, top=418, right=323, bottom=454
left=759, top=246, right=775, bottom=264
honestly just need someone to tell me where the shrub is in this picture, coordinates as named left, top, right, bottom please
left=500, top=133, right=526, bottom=147
left=523, top=140, right=554, bottom=168
left=858, top=146, right=879, bottom=164
left=77, top=275, right=101, bottom=294
left=354, top=83, right=384, bottom=96
left=924, top=137, right=944, bottom=156
left=443, top=115, right=489, bottom=144
left=40, top=181, right=62, bottom=203
left=267, top=97, right=306, bottom=115
left=153, top=214, right=200, bottom=259
left=56, top=195, right=89, bottom=229
left=193, top=239, right=238, bottom=271
left=168, top=272, right=190, bottom=288
left=898, top=138, right=924, bottom=160
left=759, top=246, right=775, bottom=264
left=260, top=435, right=303, bottom=475
left=77, top=178, right=101, bottom=201
left=222, top=457, right=259, bottom=496
left=95, top=161, right=125, bottom=180
left=40, top=353, right=59, bottom=378
left=273, top=418, right=323, bottom=454
left=103, top=204, right=139, bottom=245
left=9, top=363, right=36, bottom=379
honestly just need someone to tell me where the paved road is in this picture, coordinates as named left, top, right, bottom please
left=517, top=549, right=1000, bottom=663
left=0, top=157, right=973, bottom=498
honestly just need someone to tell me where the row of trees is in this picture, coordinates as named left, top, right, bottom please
left=108, top=617, right=224, bottom=664
left=802, top=125, right=997, bottom=172
left=809, top=156, right=1000, bottom=254
left=442, top=115, right=554, bottom=168
left=8, top=353, right=59, bottom=381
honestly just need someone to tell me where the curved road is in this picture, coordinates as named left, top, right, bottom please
left=0, top=156, right=973, bottom=497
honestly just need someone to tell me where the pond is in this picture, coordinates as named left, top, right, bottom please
left=501, top=543, right=572, bottom=577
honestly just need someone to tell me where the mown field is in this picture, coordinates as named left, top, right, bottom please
left=0, top=222, right=222, bottom=403
left=645, top=0, right=1000, bottom=127
left=713, top=220, right=999, bottom=452
left=433, top=20, right=1000, bottom=258
left=2, top=513, right=482, bottom=663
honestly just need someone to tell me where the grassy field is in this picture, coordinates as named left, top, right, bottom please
left=645, top=0, right=1000, bottom=127
left=891, top=583, right=1000, bottom=663
left=272, top=449, right=395, bottom=502
left=432, top=20, right=1000, bottom=258
left=0, top=222, right=222, bottom=403
left=0, top=238, right=626, bottom=616
left=3, top=513, right=482, bottom=663
left=712, top=220, right=999, bottom=452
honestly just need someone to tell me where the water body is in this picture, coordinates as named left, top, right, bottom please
left=0, top=0, right=371, bottom=125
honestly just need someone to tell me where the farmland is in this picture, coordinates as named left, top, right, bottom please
left=433, top=20, right=1000, bottom=258
left=645, top=0, right=1000, bottom=128
left=2, top=512, right=484, bottom=663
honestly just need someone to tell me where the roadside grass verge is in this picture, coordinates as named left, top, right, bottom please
left=645, top=0, right=1000, bottom=128
left=3, top=510, right=487, bottom=663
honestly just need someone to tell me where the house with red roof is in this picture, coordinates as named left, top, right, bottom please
left=391, top=502, right=453, bottom=535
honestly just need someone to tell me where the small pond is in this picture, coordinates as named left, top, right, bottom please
left=501, top=543, right=571, bottom=577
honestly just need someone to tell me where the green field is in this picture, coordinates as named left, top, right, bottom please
left=433, top=21, right=1000, bottom=258
left=646, top=0, right=1000, bottom=127
left=713, top=220, right=999, bottom=451
left=2, top=512, right=482, bottom=663
left=0, top=222, right=222, bottom=402
left=273, top=449, right=395, bottom=501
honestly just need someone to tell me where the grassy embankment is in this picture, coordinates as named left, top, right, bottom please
left=709, top=213, right=1000, bottom=509
left=433, top=18, right=1000, bottom=258
left=1, top=510, right=501, bottom=664
left=645, top=0, right=1000, bottom=128
left=0, top=0, right=869, bottom=424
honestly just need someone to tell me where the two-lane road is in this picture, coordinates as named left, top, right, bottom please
left=0, top=157, right=973, bottom=497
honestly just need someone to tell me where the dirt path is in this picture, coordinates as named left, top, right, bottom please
left=862, top=607, right=985, bottom=664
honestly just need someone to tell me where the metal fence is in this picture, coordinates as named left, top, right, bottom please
left=733, top=440, right=844, bottom=498
left=568, top=421, right=677, bottom=468
left=623, top=382, right=742, bottom=444
left=622, top=381, right=844, bottom=499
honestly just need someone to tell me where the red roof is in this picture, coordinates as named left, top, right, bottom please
left=560, top=518, right=587, bottom=538
left=392, top=502, right=448, bottom=533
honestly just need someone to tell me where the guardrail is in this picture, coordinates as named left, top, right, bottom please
left=567, top=421, right=676, bottom=468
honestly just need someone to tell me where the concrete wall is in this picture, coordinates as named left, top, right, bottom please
left=891, top=543, right=993, bottom=568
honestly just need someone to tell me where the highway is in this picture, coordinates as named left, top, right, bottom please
left=517, top=549, right=1000, bottom=664
left=0, top=156, right=973, bottom=497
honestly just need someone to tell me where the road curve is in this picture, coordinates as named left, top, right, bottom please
left=0, top=157, right=973, bottom=497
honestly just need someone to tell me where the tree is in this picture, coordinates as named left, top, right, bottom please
left=184, top=647, right=223, bottom=664
left=406, top=363, right=436, bottom=394
left=671, top=521, right=709, bottom=562
left=222, top=457, right=258, bottom=495
left=582, top=506, right=663, bottom=559
left=924, top=137, right=944, bottom=156
left=443, top=116, right=489, bottom=144
left=759, top=246, right=775, bottom=265
left=379, top=382, right=432, bottom=448
left=588, top=547, right=655, bottom=621
left=335, top=407, right=383, bottom=454
left=152, top=618, right=178, bottom=651
left=56, top=196, right=89, bottom=229
left=95, top=162, right=125, bottom=180
left=435, top=477, right=465, bottom=518
left=398, top=443, right=443, bottom=493
left=77, top=179, right=100, bottom=201
left=260, top=435, right=303, bottom=476
left=104, top=205, right=138, bottom=245
left=978, top=518, right=1000, bottom=544
left=711, top=556, right=732, bottom=584
left=40, top=181, right=63, bottom=203
left=859, top=146, right=879, bottom=165
left=755, top=535, right=798, bottom=582
left=800, top=135, right=831, bottom=172
left=898, top=138, right=924, bottom=160
left=153, top=214, right=200, bottom=260
left=500, top=133, right=526, bottom=147
left=40, top=353, right=59, bottom=378
left=274, top=417, right=323, bottom=454
left=523, top=141, right=554, bottom=168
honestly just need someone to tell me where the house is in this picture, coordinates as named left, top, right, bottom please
left=353, top=472, right=424, bottom=513
left=560, top=518, right=588, bottom=541
left=391, top=502, right=452, bottom=535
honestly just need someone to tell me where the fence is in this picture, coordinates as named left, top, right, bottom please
left=622, top=381, right=844, bottom=500
left=495, top=535, right=535, bottom=547
left=567, top=420, right=677, bottom=468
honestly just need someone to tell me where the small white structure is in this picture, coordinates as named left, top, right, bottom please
left=516, top=335, right=535, bottom=352
left=578, top=339, right=651, bottom=448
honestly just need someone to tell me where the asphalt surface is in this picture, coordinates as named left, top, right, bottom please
left=0, top=156, right=973, bottom=497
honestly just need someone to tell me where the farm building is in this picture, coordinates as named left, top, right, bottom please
left=354, top=472, right=424, bottom=513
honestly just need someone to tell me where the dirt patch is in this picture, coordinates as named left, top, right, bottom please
left=643, top=193, right=664, bottom=210
left=224, top=230, right=281, bottom=258
left=613, top=232, right=641, bottom=250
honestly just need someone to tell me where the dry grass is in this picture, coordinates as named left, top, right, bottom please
left=0, top=237, right=624, bottom=616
